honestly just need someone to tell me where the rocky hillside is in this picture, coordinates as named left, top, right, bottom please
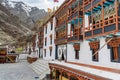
left=1, top=0, right=47, bottom=29
left=0, top=3, right=31, bottom=45
left=0, top=0, right=48, bottom=45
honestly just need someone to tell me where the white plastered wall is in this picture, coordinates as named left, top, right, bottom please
left=67, top=38, right=120, bottom=69
left=43, top=17, right=55, bottom=60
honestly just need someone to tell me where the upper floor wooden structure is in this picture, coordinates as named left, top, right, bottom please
left=83, top=0, right=120, bottom=40
left=38, top=26, right=44, bottom=48
left=67, top=0, right=83, bottom=43
left=54, top=0, right=69, bottom=45
left=31, top=34, right=36, bottom=52
left=54, top=0, right=84, bottom=45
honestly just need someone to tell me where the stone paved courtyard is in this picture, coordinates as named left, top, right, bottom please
left=0, top=60, right=39, bottom=80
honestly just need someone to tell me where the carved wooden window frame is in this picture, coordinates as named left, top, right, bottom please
left=73, top=44, right=80, bottom=59
left=107, top=38, right=120, bottom=62
left=89, top=41, right=100, bottom=61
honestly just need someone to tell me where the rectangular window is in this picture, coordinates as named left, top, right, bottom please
left=51, top=22, right=53, bottom=30
left=75, top=50, right=79, bottom=59
left=44, top=49, right=46, bottom=57
left=50, top=49, right=52, bottom=56
left=92, top=49, right=98, bottom=61
left=50, top=37, right=52, bottom=44
left=45, top=26, right=47, bottom=34
left=45, top=38, right=47, bottom=46
left=71, top=24, right=74, bottom=32
left=111, top=47, right=119, bottom=62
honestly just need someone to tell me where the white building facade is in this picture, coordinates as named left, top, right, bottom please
left=43, top=17, right=56, bottom=60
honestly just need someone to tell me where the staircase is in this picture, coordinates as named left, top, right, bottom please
left=29, top=59, right=50, bottom=79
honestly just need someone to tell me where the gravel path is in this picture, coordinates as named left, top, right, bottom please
left=0, top=60, right=39, bottom=80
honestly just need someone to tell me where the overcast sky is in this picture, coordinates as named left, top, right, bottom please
left=9, top=0, right=65, bottom=11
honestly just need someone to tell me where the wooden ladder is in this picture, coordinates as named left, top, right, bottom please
left=6, top=55, right=15, bottom=63
left=93, top=38, right=113, bottom=57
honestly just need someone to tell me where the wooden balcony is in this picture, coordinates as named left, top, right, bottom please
left=68, top=35, right=83, bottom=43
left=83, top=0, right=120, bottom=40
left=83, top=0, right=102, bottom=11
left=84, top=15, right=119, bottom=40
left=68, top=1, right=83, bottom=22
left=68, top=28, right=83, bottom=43
left=83, top=0, right=115, bottom=12
left=68, top=11, right=83, bottom=22
left=55, top=36, right=67, bottom=45
left=55, top=22, right=66, bottom=31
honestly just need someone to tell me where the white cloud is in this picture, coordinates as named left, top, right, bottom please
left=10, top=0, right=65, bottom=11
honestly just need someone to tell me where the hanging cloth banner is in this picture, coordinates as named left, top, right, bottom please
left=54, top=0, right=59, bottom=3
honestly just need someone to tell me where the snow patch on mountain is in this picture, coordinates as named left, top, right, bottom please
left=9, top=1, right=32, bottom=16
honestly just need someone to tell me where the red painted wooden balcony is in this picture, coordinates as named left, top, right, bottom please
left=83, top=0, right=120, bottom=40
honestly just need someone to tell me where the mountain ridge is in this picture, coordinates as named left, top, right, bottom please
left=0, top=0, right=48, bottom=45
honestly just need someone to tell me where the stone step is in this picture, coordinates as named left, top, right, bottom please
left=32, top=62, right=48, bottom=69
left=32, top=64, right=47, bottom=71
left=30, top=65, right=43, bottom=74
left=29, top=59, right=50, bottom=79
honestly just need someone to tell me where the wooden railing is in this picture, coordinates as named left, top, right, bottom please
left=55, top=36, right=67, bottom=44
left=68, top=28, right=83, bottom=42
left=84, top=16, right=117, bottom=39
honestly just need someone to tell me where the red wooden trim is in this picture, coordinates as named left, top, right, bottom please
left=49, top=63, right=109, bottom=80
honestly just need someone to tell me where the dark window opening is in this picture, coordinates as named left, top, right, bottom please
left=51, top=22, right=53, bottom=30
left=50, top=37, right=52, bottom=44
left=44, top=50, right=46, bottom=57
left=71, top=24, right=74, bottom=32
left=61, top=53, right=65, bottom=60
left=75, top=50, right=79, bottom=59
left=50, top=49, right=52, bottom=56
left=45, top=38, right=47, bottom=46
left=45, top=27, right=47, bottom=34
left=92, top=49, right=98, bottom=61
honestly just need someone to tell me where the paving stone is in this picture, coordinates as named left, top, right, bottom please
left=0, top=60, right=39, bottom=80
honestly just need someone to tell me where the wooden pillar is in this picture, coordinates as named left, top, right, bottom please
left=49, top=66, right=52, bottom=80
left=55, top=69, right=57, bottom=80
left=115, top=0, right=118, bottom=31
left=59, top=70, right=63, bottom=80
left=107, top=38, right=120, bottom=61
left=102, top=1, right=104, bottom=34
